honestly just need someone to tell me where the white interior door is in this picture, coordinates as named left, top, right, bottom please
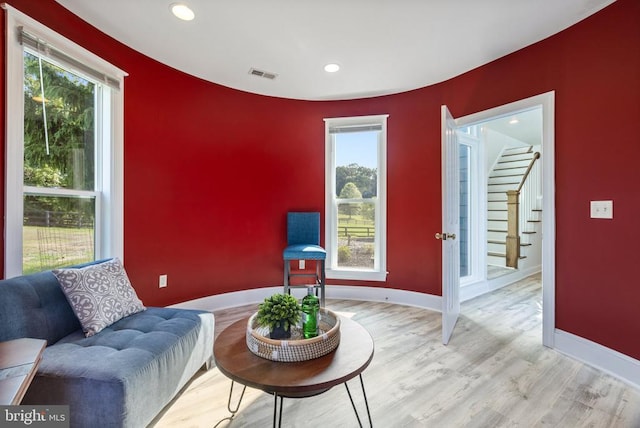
left=440, top=105, right=460, bottom=345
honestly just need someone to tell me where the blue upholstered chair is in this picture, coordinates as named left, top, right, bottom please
left=283, top=212, right=326, bottom=306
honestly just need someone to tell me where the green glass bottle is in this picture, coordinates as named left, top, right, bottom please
left=301, top=286, right=320, bottom=339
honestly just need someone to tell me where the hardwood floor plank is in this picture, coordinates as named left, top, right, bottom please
left=149, top=275, right=640, bottom=427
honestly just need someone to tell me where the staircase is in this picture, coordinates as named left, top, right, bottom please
left=487, top=146, right=541, bottom=268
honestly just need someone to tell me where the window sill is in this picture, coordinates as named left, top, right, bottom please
left=326, top=268, right=388, bottom=282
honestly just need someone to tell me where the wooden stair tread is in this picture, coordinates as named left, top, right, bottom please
left=498, top=159, right=533, bottom=164
left=501, top=152, right=533, bottom=157
left=487, top=240, right=532, bottom=247
left=489, top=174, right=526, bottom=178
left=494, top=166, right=528, bottom=171
left=488, top=252, right=528, bottom=260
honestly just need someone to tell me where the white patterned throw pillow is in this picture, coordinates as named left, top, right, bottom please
left=53, top=258, right=146, bottom=337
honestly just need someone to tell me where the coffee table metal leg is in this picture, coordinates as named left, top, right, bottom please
left=273, top=393, right=284, bottom=428
left=344, top=374, right=373, bottom=428
left=214, top=380, right=247, bottom=427
left=359, top=374, right=373, bottom=426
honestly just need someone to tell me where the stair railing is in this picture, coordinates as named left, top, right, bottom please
left=505, top=152, right=541, bottom=268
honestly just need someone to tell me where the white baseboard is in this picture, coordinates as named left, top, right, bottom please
left=554, top=329, right=640, bottom=390
left=168, top=286, right=282, bottom=311
left=461, top=265, right=541, bottom=302
left=324, top=285, right=442, bottom=312
left=170, top=285, right=442, bottom=313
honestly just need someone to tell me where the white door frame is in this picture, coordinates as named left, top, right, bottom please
left=451, top=91, right=555, bottom=347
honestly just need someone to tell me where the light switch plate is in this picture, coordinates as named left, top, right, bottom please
left=590, top=200, right=613, bottom=219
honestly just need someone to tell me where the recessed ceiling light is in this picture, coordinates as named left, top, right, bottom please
left=509, top=118, right=519, bottom=124
left=324, top=63, right=340, bottom=73
left=170, top=3, right=195, bottom=21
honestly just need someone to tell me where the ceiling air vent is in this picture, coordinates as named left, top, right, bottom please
left=249, top=68, right=277, bottom=80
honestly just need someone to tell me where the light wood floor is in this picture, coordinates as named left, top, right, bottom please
left=149, top=275, right=640, bottom=427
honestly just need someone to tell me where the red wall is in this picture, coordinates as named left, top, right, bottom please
left=2, top=0, right=639, bottom=360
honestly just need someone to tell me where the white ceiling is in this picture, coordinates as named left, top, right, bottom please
left=482, top=108, right=542, bottom=146
left=55, top=0, right=614, bottom=101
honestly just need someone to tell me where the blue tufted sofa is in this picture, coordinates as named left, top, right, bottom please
left=0, top=260, right=214, bottom=428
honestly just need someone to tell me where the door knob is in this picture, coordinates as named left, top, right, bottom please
left=435, top=232, right=456, bottom=240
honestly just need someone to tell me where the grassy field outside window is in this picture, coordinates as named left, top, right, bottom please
left=22, top=225, right=93, bottom=274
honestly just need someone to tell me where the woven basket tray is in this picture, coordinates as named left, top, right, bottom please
left=246, top=308, right=341, bottom=362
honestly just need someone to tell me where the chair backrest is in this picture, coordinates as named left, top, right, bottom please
left=287, top=212, right=320, bottom=246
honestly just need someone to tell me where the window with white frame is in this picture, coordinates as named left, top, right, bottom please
left=4, top=6, right=126, bottom=277
left=324, top=115, right=388, bottom=281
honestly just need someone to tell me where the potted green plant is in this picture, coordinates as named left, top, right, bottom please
left=257, top=293, right=301, bottom=339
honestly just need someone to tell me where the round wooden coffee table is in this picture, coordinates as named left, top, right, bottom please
left=214, top=314, right=374, bottom=427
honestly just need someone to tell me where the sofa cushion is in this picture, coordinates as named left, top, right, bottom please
left=22, top=307, right=215, bottom=428
left=0, top=270, right=84, bottom=343
left=53, top=258, right=145, bottom=337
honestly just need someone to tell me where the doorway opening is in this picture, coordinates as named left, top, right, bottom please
left=459, top=107, right=543, bottom=297
left=442, top=92, right=555, bottom=347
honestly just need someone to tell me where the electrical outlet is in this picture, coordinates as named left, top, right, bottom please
left=590, top=200, right=613, bottom=219
left=159, top=274, right=168, bottom=288
left=299, top=260, right=305, bottom=270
